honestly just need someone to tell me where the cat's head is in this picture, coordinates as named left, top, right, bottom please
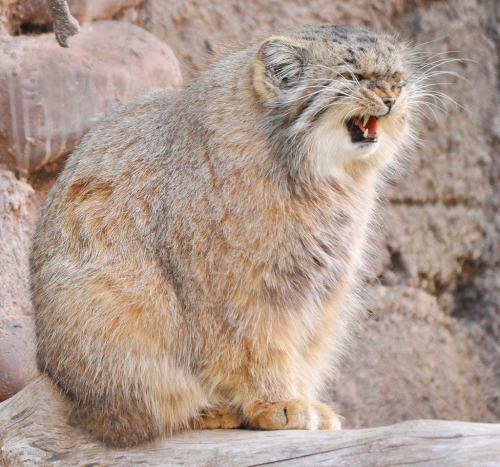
left=252, top=24, right=420, bottom=178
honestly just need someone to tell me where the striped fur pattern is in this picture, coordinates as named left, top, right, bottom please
left=31, top=24, right=422, bottom=446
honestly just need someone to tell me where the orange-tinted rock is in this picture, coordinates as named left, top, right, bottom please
left=0, top=20, right=182, bottom=172
left=67, top=0, right=143, bottom=24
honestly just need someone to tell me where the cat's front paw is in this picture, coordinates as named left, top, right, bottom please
left=190, top=406, right=244, bottom=429
left=245, top=399, right=341, bottom=430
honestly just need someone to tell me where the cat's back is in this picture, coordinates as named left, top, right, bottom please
left=29, top=88, right=187, bottom=322
left=32, top=88, right=179, bottom=255
left=50, top=88, right=177, bottom=195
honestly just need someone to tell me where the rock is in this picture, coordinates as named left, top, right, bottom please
left=0, top=1, right=52, bottom=35
left=381, top=205, right=487, bottom=292
left=1, top=376, right=500, bottom=466
left=0, top=0, right=144, bottom=35
left=0, top=169, right=39, bottom=401
left=0, top=317, right=38, bottom=402
left=0, top=20, right=182, bottom=172
left=333, top=286, right=498, bottom=427
left=66, top=0, right=143, bottom=24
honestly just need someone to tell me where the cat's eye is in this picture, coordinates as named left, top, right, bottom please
left=391, top=73, right=406, bottom=88
left=341, top=73, right=366, bottom=81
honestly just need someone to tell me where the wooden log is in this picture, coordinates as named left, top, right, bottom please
left=1, top=376, right=499, bottom=466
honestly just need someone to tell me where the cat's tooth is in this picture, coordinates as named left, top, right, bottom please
left=363, top=114, right=370, bottom=127
left=363, top=129, right=369, bottom=138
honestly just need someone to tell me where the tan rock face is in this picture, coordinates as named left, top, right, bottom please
left=0, top=20, right=182, bottom=172
left=335, top=287, right=498, bottom=427
left=66, top=0, right=143, bottom=24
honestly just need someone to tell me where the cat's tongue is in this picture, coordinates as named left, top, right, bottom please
left=354, top=115, right=378, bottom=138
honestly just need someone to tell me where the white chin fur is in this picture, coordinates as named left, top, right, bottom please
left=346, top=139, right=381, bottom=159
left=305, top=117, right=382, bottom=177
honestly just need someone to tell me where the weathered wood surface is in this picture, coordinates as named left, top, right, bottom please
left=1, top=376, right=500, bottom=466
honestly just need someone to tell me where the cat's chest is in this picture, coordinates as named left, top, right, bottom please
left=259, top=194, right=370, bottom=310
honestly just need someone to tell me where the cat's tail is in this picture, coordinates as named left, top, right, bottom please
left=41, top=350, right=209, bottom=447
left=36, top=317, right=209, bottom=447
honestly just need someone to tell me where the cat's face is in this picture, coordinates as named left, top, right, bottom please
left=252, top=25, right=418, bottom=176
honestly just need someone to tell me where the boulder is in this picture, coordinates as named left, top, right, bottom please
left=0, top=20, right=182, bottom=172
left=0, top=169, right=39, bottom=401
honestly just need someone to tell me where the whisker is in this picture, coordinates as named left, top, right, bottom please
left=411, top=36, right=447, bottom=51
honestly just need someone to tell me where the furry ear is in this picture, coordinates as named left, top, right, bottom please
left=253, top=36, right=309, bottom=101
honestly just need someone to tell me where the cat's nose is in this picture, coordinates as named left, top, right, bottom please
left=382, top=96, right=396, bottom=109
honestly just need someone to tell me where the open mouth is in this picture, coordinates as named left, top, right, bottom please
left=346, top=115, right=379, bottom=144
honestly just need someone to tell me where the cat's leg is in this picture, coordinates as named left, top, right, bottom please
left=238, top=295, right=351, bottom=431
left=224, top=359, right=342, bottom=431
left=221, top=331, right=342, bottom=431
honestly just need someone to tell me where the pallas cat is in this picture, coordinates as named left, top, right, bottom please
left=31, top=24, right=424, bottom=446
